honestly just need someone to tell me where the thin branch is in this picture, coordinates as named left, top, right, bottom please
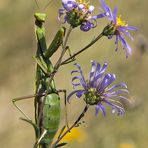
left=50, top=105, right=89, bottom=148
left=61, top=33, right=103, bottom=65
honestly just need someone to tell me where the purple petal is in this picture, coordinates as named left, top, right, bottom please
left=96, top=103, right=106, bottom=116
left=113, top=7, right=118, bottom=23
left=95, top=13, right=107, bottom=19
left=119, top=35, right=132, bottom=58
left=115, top=35, right=119, bottom=51
left=118, top=26, right=134, bottom=41
left=98, top=73, right=116, bottom=92
left=105, top=83, right=127, bottom=92
left=105, top=89, right=129, bottom=97
left=88, top=5, right=95, bottom=13
left=80, top=21, right=92, bottom=32
left=93, top=62, right=108, bottom=86
left=62, top=0, right=77, bottom=11
left=99, top=0, right=114, bottom=21
left=58, top=8, right=65, bottom=17
left=104, top=99, right=125, bottom=115
left=89, top=60, right=97, bottom=85
left=124, top=26, right=138, bottom=31
left=78, top=4, right=84, bottom=10
left=91, top=62, right=108, bottom=88
left=74, top=63, right=87, bottom=89
left=72, top=75, right=86, bottom=88
left=67, top=89, right=84, bottom=103
left=76, top=90, right=86, bottom=98
left=117, top=96, right=128, bottom=100
left=71, top=70, right=79, bottom=75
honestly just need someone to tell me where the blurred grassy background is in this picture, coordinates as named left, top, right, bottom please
left=0, top=0, right=148, bottom=148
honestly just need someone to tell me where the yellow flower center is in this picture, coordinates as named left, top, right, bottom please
left=116, top=15, right=128, bottom=27
left=76, top=0, right=90, bottom=9
left=77, top=0, right=89, bottom=5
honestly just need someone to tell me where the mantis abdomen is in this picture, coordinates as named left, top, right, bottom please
left=41, top=93, right=60, bottom=145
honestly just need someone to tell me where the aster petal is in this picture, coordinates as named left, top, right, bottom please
left=124, top=26, right=138, bottom=31
left=58, top=13, right=67, bottom=24
left=99, top=0, right=113, bottom=21
left=96, top=103, right=106, bottom=116
left=119, top=35, right=132, bottom=58
left=104, top=99, right=125, bottom=115
left=72, top=75, right=86, bottom=89
left=74, top=63, right=87, bottom=89
left=106, top=98, right=124, bottom=107
left=98, top=73, right=116, bottom=92
left=91, top=62, right=108, bottom=88
left=71, top=70, right=79, bottom=74
left=95, top=12, right=107, bottom=19
left=117, top=95, right=129, bottom=100
left=62, top=0, right=76, bottom=4
left=58, top=8, right=65, bottom=17
left=115, top=35, right=119, bottom=51
left=100, top=62, right=108, bottom=73
left=116, top=89, right=129, bottom=94
left=105, top=83, right=127, bottom=92
left=62, top=0, right=77, bottom=11
left=113, top=7, right=118, bottom=23
left=89, top=61, right=103, bottom=87
left=75, top=90, right=86, bottom=98
left=80, top=21, right=92, bottom=32
left=72, top=83, right=81, bottom=87
left=94, top=62, right=108, bottom=86
left=104, top=94, right=129, bottom=101
left=105, top=89, right=129, bottom=97
left=89, top=60, right=97, bottom=85
left=67, top=89, right=85, bottom=103
left=115, top=35, right=119, bottom=44
left=88, top=5, right=95, bottom=13
left=118, top=26, right=134, bottom=41
left=78, top=4, right=84, bottom=10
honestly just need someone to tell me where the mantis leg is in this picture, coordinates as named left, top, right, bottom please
left=66, top=46, right=72, bottom=57
left=12, top=93, right=46, bottom=121
left=33, top=129, right=48, bottom=148
left=61, top=47, right=76, bottom=65
left=58, top=89, right=69, bottom=129
left=12, top=95, right=34, bottom=121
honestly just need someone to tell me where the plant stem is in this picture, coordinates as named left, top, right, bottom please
left=61, top=32, right=103, bottom=65
left=54, top=26, right=73, bottom=70
left=50, top=105, right=89, bottom=148
left=46, top=26, right=73, bottom=85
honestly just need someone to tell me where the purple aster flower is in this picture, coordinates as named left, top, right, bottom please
left=97, top=0, right=138, bottom=58
left=58, top=0, right=98, bottom=31
left=67, top=61, right=129, bottom=116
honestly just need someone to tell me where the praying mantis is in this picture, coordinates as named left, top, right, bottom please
left=12, top=12, right=67, bottom=148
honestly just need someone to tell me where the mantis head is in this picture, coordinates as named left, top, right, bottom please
left=34, top=13, right=47, bottom=22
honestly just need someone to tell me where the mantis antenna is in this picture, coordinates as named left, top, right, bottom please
left=44, top=0, right=55, bottom=11
left=34, top=0, right=40, bottom=10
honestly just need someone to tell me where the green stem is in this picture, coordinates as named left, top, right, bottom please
left=61, top=32, right=103, bottom=65
left=50, top=105, right=89, bottom=148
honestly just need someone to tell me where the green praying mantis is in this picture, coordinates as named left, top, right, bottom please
left=12, top=12, right=68, bottom=148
